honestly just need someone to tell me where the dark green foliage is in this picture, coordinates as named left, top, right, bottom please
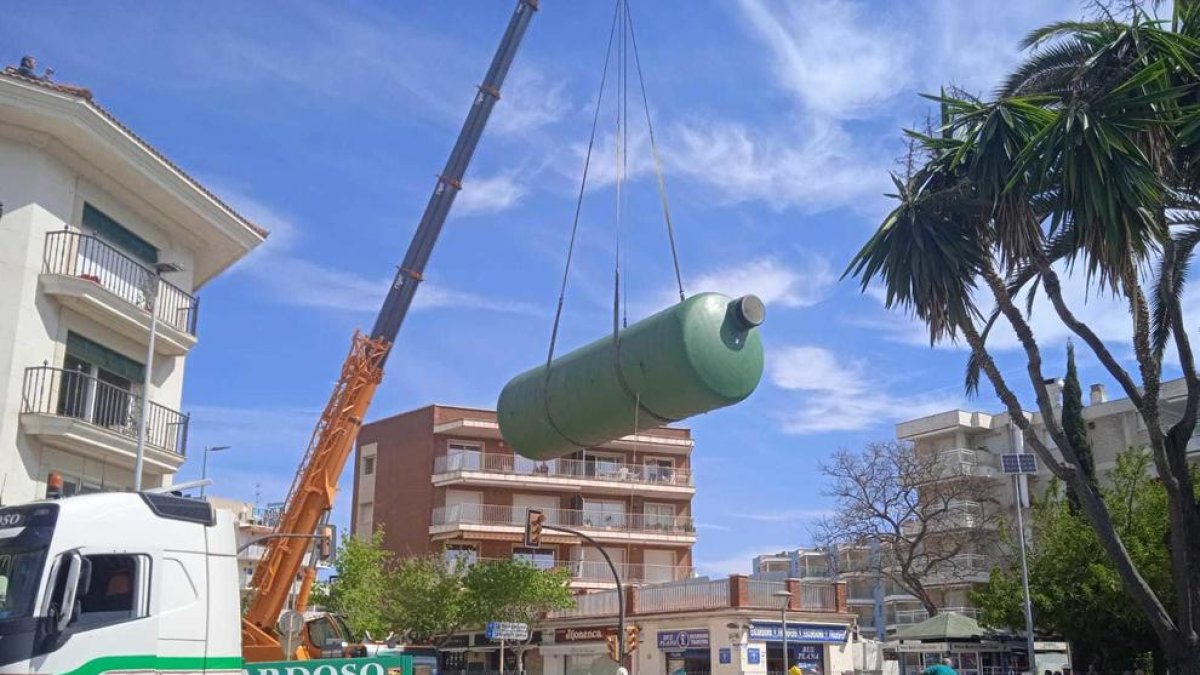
left=972, top=450, right=1186, bottom=671
left=1061, top=342, right=1095, bottom=511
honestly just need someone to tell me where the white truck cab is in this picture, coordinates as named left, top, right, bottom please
left=0, top=491, right=242, bottom=674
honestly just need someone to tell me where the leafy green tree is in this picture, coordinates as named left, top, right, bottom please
left=1061, top=342, right=1095, bottom=510
left=973, top=450, right=1182, bottom=671
left=463, top=560, right=575, bottom=672
left=385, top=554, right=471, bottom=647
left=323, top=531, right=393, bottom=639
left=846, top=5, right=1200, bottom=669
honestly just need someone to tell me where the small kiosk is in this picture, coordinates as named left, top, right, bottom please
left=891, top=613, right=1029, bottom=675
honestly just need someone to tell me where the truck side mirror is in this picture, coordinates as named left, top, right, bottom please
left=56, top=552, right=83, bottom=633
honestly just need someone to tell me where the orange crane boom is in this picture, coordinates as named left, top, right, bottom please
left=240, top=0, right=539, bottom=662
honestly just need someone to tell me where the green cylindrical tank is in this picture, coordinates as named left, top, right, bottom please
left=497, top=292, right=766, bottom=460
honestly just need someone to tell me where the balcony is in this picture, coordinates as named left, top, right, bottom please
left=430, top=503, right=696, bottom=542
left=893, top=606, right=980, bottom=625
left=472, top=557, right=694, bottom=586
left=901, top=501, right=987, bottom=536
left=548, top=578, right=842, bottom=619
left=431, top=452, right=693, bottom=495
left=19, top=366, right=188, bottom=472
left=936, top=448, right=998, bottom=479
left=41, top=231, right=199, bottom=355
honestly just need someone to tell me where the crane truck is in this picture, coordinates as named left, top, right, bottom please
left=0, top=1, right=538, bottom=673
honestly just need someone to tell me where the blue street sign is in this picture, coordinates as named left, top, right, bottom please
left=719, top=648, right=731, bottom=664
left=486, top=621, right=529, bottom=641
left=748, top=648, right=761, bottom=665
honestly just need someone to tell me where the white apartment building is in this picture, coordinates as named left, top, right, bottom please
left=765, top=376, right=1200, bottom=638
left=0, top=62, right=265, bottom=503
left=208, top=497, right=333, bottom=601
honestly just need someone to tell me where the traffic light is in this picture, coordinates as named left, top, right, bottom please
left=524, top=508, right=545, bottom=547
left=624, top=625, right=640, bottom=653
left=606, top=633, right=620, bottom=662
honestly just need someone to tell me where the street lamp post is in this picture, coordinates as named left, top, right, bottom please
left=133, top=261, right=183, bottom=492
left=774, top=589, right=792, bottom=675
left=200, top=445, right=231, bottom=497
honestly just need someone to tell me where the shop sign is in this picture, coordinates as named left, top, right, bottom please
left=747, top=648, right=761, bottom=665
left=657, top=629, right=710, bottom=650
left=719, top=648, right=731, bottom=664
left=554, top=626, right=614, bottom=643
left=441, top=635, right=470, bottom=649
left=748, top=623, right=847, bottom=644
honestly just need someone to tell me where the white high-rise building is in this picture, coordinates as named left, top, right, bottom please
left=0, top=62, right=265, bottom=503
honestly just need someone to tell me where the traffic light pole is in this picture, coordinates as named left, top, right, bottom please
left=541, top=523, right=627, bottom=665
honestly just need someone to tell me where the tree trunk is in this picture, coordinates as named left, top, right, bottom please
left=1166, top=639, right=1200, bottom=675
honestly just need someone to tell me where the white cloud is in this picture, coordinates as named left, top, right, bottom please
left=491, top=67, right=573, bottom=137
left=770, top=345, right=960, bottom=433
left=638, top=256, right=834, bottom=318
left=695, top=544, right=794, bottom=577
left=691, top=256, right=834, bottom=309
left=217, top=186, right=540, bottom=316
left=666, top=118, right=890, bottom=212
left=735, top=0, right=911, bottom=119
left=456, top=173, right=528, bottom=216
left=728, top=508, right=834, bottom=523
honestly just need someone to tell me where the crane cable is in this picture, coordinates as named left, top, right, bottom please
left=545, top=0, right=685, bottom=371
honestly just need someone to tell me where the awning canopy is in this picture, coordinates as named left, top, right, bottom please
left=893, top=612, right=985, bottom=641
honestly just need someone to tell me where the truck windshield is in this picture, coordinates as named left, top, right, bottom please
left=0, top=548, right=49, bottom=619
left=0, top=504, right=58, bottom=621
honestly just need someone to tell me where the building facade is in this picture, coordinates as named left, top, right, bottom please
left=0, top=64, right=265, bottom=503
left=771, top=377, right=1200, bottom=640
left=352, top=404, right=697, bottom=590
left=439, top=574, right=853, bottom=675
left=209, top=497, right=333, bottom=603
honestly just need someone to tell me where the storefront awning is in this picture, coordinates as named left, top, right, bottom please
left=893, top=612, right=985, bottom=642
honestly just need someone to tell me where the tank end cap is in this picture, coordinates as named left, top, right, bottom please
left=732, top=294, right=766, bottom=328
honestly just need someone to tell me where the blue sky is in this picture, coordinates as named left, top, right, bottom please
left=6, top=0, right=1168, bottom=575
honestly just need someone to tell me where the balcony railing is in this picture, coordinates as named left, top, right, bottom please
left=431, top=503, right=696, bottom=535
left=472, top=557, right=693, bottom=584
left=901, top=501, right=986, bottom=536
left=43, top=231, right=199, bottom=336
left=547, top=578, right=841, bottom=618
left=21, top=366, right=188, bottom=455
left=433, top=452, right=692, bottom=487
left=893, top=606, right=980, bottom=625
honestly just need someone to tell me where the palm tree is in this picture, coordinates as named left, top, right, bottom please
left=847, top=4, right=1200, bottom=671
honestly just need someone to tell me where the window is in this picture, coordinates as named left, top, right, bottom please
left=585, top=453, right=623, bottom=478
left=446, top=441, right=482, bottom=471
left=307, top=615, right=341, bottom=655
left=644, top=458, right=674, bottom=482
left=512, top=547, right=556, bottom=570
left=63, top=554, right=148, bottom=630
left=56, top=333, right=144, bottom=433
left=82, top=203, right=158, bottom=265
left=444, top=544, right=477, bottom=570
left=582, top=500, right=626, bottom=528
left=643, top=503, right=675, bottom=530
left=362, top=455, right=375, bottom=476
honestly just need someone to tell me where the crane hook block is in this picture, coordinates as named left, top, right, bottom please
left=497, top=293, right=766, bottom=460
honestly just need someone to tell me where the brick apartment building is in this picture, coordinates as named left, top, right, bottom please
left=351, top=404, right=697, bottom=590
